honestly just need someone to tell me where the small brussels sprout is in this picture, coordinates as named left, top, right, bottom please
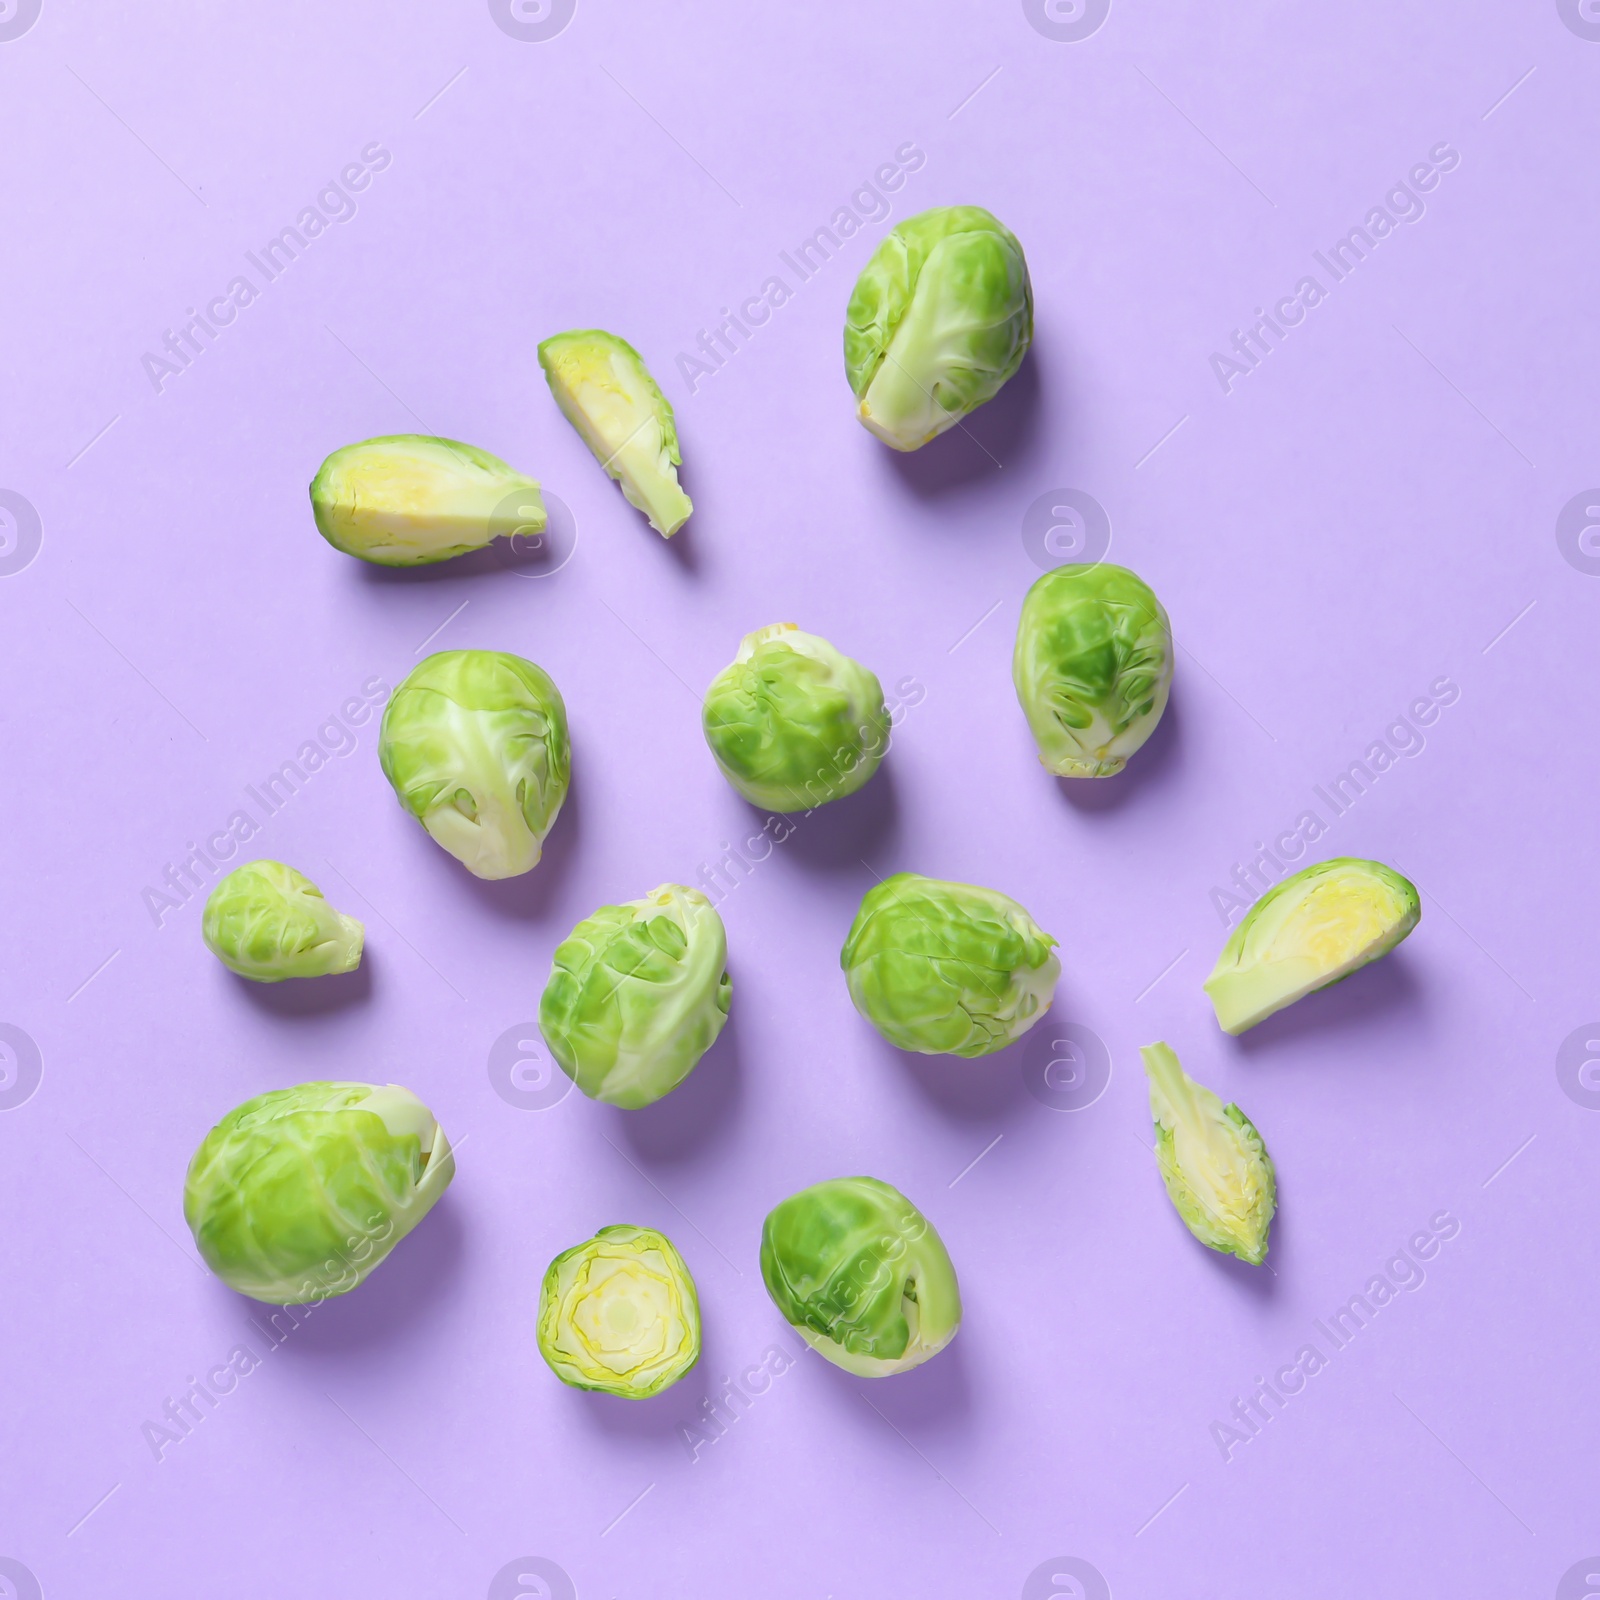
left=201, top=860, right=363, bottom=982
left=537, top=1224, right=701, bottom=1398
left=1205, top=857, right=1420, bottom=1035
left=379, top=649, right=570, bottom=880
left=1141, top=1043, right=1275, bottom=1266
left=760, top=1177, right=961, bottom=1377
left=1013, top=562, right=1174, bottom=778
left=539, top=884, right=731, bottom=1109
left=844, top=204, right=1033, bottom=451
left=841, top=873, right=1059, bottom=1058
left=184, top=1081, right=454, bottom=1304
left=538, top=329, right=692, bottom=537
left=310, top=435, right=545, bottom=566
left=702, top=624, right=890, bottom=811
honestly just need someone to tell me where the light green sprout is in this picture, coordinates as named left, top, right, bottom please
left=844, top=204, right=1033, bottom=451
left=1205, top=857, right=1420, bottom=1035
left=539, top=884, right=732, bottom=1109
left=183, top=1081, right=455, bottom=1304
left=201, top=860, right=363, bottom=982
left=379, top=649, right=570, bottom=880
left=1013, top=562, right=1174, bottom=778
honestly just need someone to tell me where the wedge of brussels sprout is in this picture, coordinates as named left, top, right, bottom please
left=538, top=329, right=692, bottom=537
left=1204, top=857, right=1420, bottom=1035
left=184, top=1081, right=454, bottom=1304
left=537, top=1225, right=700, bottom=1398
left=842, top=873, right=1059, bottom=1058
left=379, top=649, right=570, bottom=880
left=539, top=884, right=731, bottom=1109
left=702, top=624, right=890, bottom=811
left=844, top=205, right=1033, bottom=451
left=310, top=435, right=545, bottom=566
left=1141, top=1043, right=1275, bottom=1265
left=1013, top=562, right=1173, bottom=778
left=760, top=1177, right=960, bottom=1377
left=201, top=860, right=363, bottom=982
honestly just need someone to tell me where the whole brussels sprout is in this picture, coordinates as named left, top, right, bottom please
left=539, top=884, right=731, bottom=1109
left=760, top=1177, right=961, bottom=1377
left=379, top=649, right=570, bottom=880
left=183, top=1081, right=454, bottom=1304
left=841, top=873, right=1059, bottom=1058
left=537, top=1224, right=701, bottom=1398
left=201, top=860, right=363, bottom=982
left=844, top=204, right=1032, bottom=451
left=702, top=624, right=889, bottom=811
left=1013, top=562, right=1174, bottom=778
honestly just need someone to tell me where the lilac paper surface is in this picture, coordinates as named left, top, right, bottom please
left=2, top=3, right=1596, bottom=1595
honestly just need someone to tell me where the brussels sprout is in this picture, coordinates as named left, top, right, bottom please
left=537, top=1224, right=701, bottom=1398
left=702, top=624, right=889, bottom=811
left=1013, top=562, right=1173, bottom=778
left=760, top=1177, right=961, bottom=1377
left=841, top=873, right=1059, bottom=1058
left=201, top=860, right=363, bottom=982
left=379, top=649, right=569, bottom=880
left=538, top=329, right=691, bottom=537
left=1141, top=1043, right=1275, bottom=1265
left=1205, top=857, right=1420, bottom=1035
left=844, top=205, right=1033, bottom=451
left=184, top=1081, right=454, bottom=1304
left=539, top=884, right=731, bottom=1109
left=310, top=435, right=545, bottom=566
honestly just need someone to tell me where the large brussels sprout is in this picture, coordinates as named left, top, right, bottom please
left=538, top=329, right=692, bottom=537
left=760, top=1177, right=961, bottom=1377
left=1013, top=563, right=1173, bottom=778
left=844, top=205, right=1032, bottom=451
left=1205, top=858, right=1420, bottom=1035
left=702, top=624, right=889, bottom=811
left=1141, top=1043, right=1275, bottom=1265
left=537, top=1224, right=701, bottom=1398
left=310, top=435, right=545, bottom=566
left=201, top=860, right=363, bottom=982
left=184, top=1081, right=454, bottom=1304
left=379, top=649, right=570, bottom=880
left=841, top=873, right=1059, bottom=1058
left=539, top=884, right=731, bottom=1109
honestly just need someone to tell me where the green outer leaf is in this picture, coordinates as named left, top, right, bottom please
left=201, top=860, right=364, bottom=982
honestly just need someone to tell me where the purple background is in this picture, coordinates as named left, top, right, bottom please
left=2, top=2, right=1596, bottom=1595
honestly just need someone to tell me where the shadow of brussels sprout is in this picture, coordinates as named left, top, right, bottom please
left=794, top=1309, right=975, bottom=1433
left=613, top=995, right=743, bottom=1166
left=570, top=1312, right=731, bottom=1449
left=1190, top=1188, right=1287, bottom=1301
left=225, top=952, right=375, bottom=1018
left=753, top=758, right=900, bottom=873
left=1230, top=951, right=1424, bottom=1059
left=1050, top=675, right=1185, bottom=816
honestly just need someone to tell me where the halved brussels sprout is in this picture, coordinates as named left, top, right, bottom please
left=539, top=884, right=731, bottom=1109
left=538, top=329, right=692, bottom=536
left=310, top=435, right=545, bottom=566
left=1141, top=1043, right=1275, bottom=1265
left=1013, top=562, right=1173, bottom=778
left=537, top=1224, right=701, bottom=1398
left=760, top=1176, right=961, bottom=1377
left=379, top=649, right=570, bottom=880
left=201, top=860, right=363, bottom=982
left=702, top=624, right=889, bottom=811
left=183, top=1081, right=454, bottom=1304
left=844, top=204, right=1032, bottom=451
left=841, top=873, right=1059, bottom=1058
left=1205, top=858, right=1420, bottom=1035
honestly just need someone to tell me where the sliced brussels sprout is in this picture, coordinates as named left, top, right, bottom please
left=183, top=1081, right=454, bottom=1304
left=539, top=884, right=731, bottom=1109
left=841, top=873, right=1059, bottom=1058
left=537, top=1224, right=701, bottom=1398
left=538, top=329, right=691, bottom=536
left=1205, top=858, right=1420, bottom=1035
left=378, top=649, right=570, bottom=880
left=1141, top=1043, right=1275, bottom=1266
left=1013, top=562, right=1173, bottom=778
left=310, top=435, right=545, bottom=566
left=844, top=204, right=1033, bottom=451
left=760, top=1176, right=961, bottom=1377
left=201, top=860, right=363, bottom=982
